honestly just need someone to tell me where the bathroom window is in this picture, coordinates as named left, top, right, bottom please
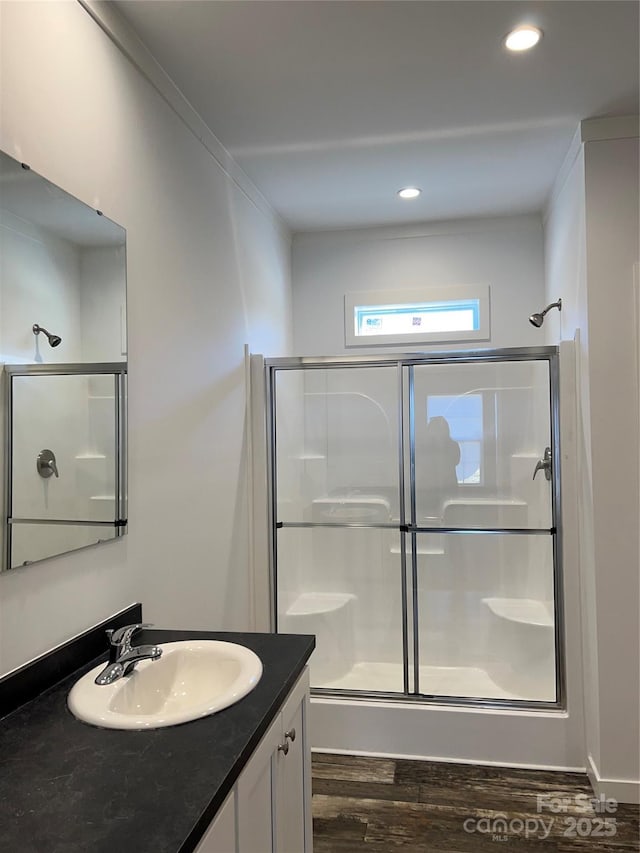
left=427, top=394, right=483, bottom=484
left=345, top=285, right=490, bottom=347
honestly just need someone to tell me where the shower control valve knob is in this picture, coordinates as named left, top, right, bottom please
left=532, top=447, right=552, bottom=481
left=37, top=449, right=59, bottom=479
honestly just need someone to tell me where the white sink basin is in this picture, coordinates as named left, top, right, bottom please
left=68, top=640, right=263, bottom=730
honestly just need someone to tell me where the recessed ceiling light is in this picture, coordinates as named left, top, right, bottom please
left=398, top=187, right=421, bottom=199
left=504, top=25, right=542, bottom=52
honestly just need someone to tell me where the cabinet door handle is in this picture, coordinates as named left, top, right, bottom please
left=284, top=728, right=296, bottom=743
left=277, top=740, right=290, bottom=755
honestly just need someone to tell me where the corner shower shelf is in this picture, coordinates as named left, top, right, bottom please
left=483, top=597, right=554, bottom=628
left=285, top=592, right=356, bottom=617
left=443, top=498, right=528, bottom=508
left=389, top=544, right=445, bottom=556
left=292, top=454, right=326, bottom=460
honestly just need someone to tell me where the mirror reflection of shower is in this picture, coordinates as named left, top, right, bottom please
left=32, top=324, right=62, bottom=347
left=528, top=299, right=562, bottom=328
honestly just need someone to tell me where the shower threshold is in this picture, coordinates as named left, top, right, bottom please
left=314, top=662, right=553, bottom=703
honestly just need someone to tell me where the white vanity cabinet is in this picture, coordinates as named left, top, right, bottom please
left=275, top=676, right=310, bottom=853
left=194, top=791, right=236, bottom=853
left=195, top=667, right=312, bottom=853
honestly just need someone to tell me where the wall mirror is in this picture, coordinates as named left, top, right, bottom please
left=0, top=149, right=127, bottom=571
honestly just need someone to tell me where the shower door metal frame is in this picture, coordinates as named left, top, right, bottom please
left=2, top=362, right=128, bottom=572
left=266, top=346, right=565, bottom=711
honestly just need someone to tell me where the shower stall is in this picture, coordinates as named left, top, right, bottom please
left=266, top=347, right=564, bottom=709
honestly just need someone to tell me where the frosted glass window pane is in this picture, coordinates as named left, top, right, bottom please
left=345, top=286, right=490, bottom=346
left=355, top=301, right=479, bottom=337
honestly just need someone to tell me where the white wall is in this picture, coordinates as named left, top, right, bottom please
left=0, top=0, right=292, bottom=674
left=0, top=210, right=84, bottom=364
left=543, top=145, right=592, bottom=781
left=544, top=128, right=640, bottom=801
left=583, top=136, right=639, bottom=793
left=80, top=245, right=127, bottom=362
left=292, top=215, right=546, bottom=356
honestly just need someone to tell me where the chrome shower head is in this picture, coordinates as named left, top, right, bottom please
left=33, top=324, right=62, bottom=347
left=528, top=299, right=562, bottom=328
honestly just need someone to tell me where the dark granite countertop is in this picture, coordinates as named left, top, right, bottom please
left=0, top=629, right=315, bottom=853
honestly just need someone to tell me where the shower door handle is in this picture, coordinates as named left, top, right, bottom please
left=532, top=447, right=552, bottom=481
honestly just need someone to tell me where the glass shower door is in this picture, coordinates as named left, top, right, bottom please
left=269, top=349, right=563, bottom=707
left=273, top=364, right=406, bottom=693
left=409, top=358, right=558, bottom=702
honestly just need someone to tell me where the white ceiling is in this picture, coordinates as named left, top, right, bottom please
left=116, top=0, right=639, bottom=231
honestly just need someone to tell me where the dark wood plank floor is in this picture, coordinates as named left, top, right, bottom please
left=312, top=753, right=640, bottom=852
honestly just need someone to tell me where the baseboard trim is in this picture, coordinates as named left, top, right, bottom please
left=587, top=754, right=640, bottom=805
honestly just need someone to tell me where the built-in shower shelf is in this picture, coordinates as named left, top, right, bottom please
left=88, top=395, right=115, bottom=401
left=90, top=495, right=115, bottom=501
left=75, top=454, right=107, bottom=460
left=285, top=592, right=356, bottom=616
left=291, top=454, right=326, bottom=460
left=483, top=597, right=554, bottom=628
left=443, top=498, right=528, bottom=508
left=390, top=545, right=445, bottom=556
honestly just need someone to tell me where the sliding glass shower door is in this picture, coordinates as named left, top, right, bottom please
left=408, top=358, right=558, bottom=702
left=269, top=348, right=563, bottom=708
left=273, top=365, right=406, bottom=692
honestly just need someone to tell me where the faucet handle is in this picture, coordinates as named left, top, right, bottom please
left=107, top=623, right=153, bottom=650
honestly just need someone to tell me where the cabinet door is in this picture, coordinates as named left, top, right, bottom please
left=237, top=714, right=281, bottom=853
left=276, top=669, right=312, bottom=853
left=194, top=791, right=236, bottom=853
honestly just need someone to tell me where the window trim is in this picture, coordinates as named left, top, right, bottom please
left=344, top=284, right=491, bottom=347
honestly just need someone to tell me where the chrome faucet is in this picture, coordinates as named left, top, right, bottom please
left=95, top=623, right=163, bottom=686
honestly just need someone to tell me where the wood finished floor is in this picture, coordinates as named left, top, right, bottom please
left=312, top=754, right=640, bottom=852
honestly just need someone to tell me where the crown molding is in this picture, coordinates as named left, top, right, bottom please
left=580, top=115, right=639, bottom=143
left=76, top=0, right=290, bottom=242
